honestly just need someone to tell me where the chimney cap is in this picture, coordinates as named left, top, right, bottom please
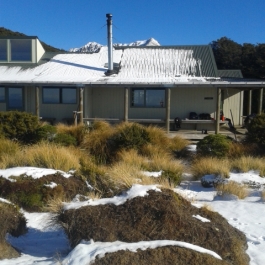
left=106, top=13, right=112, bottom=18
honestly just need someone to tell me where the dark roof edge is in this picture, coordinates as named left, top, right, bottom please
left=0, top=36, right=39, bottom=39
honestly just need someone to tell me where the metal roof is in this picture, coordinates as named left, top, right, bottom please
left=0, top=46, right=264, bottom=88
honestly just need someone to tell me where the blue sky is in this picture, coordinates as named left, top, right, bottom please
left=0, top=0, right=264, bottom=50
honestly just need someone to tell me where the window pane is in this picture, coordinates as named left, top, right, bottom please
left=43, top=88, right=60, bottom=103
left=62, top=88, right=76, bottom=104
left=10, top=39, right=32, bottom=61
left=131, top=89, right=145, bottom=107
left=0, top=87, right=5, bottom=102
left=146, top=89, right=165, bottom=107
left=0, top=40, right=7, bottom=61
left=8, top=88, right=23, bottom=109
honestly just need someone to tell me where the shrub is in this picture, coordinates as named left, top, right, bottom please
left=82, top=127, right=114, bottom=164
left=82, top=122, right=151, bottom=164
left=53, top=133, right=77, bottom=146
left=0, top=173, right=90, bottom=211
left=35, top=124, right=57, bottom=142
left=0, top=111, right=41, bottom=144
left=111, top=122, right=150, bottom=152
left=197, top=134, right=232, bottom=158
left=245, top=113, right=265, bottom=150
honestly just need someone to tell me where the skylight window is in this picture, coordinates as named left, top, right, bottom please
left=10, top=39, right=32, bottom=61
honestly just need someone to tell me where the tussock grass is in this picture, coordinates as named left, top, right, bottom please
left=169, top=136, right=191, bottom=151
left=116, top=149, right=149, bottom=169
left=201, top=203, right=215, bottom=212
left=108, top=162, right=145, bottom=189
left=230, top=156, right=265, bottom=177
left=216, top=181, right=249, bottom=199
left=191, top=157, right=231, bottom=179
left=145, top=126, right=190, bottom=152
left=56, top=123, right=87, bottom=145
left=86, top=191, right=102, bottom=200
left=91, top=120, right=112, bottom=131
left=0, top=138, right=20, bottom=158
left=140, top=143, right=172, bottom=160
left=228, top=142, right=258, bottom=158
left=145, top=126, right=171, bottom=148
left=139, top=175, right=175, bottom=189
left=0, top=142, right=81, bottom=172
left=45, top=197, right=65, bottom=213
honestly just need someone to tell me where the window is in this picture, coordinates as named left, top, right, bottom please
left=43, top=87, right=77, bottom=104
left=8, top=87, right=23, bottom=110
left=0, top=87, right=5, bottom=102
left=131, top=88, right=165, bottom=107
left=0, top=40, right=7, bottom=61
left=10, top=39, right=32, bottom=61
left=62, top=88, right=77, bottom=104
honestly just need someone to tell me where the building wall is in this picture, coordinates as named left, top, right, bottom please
left=84, top=86, right=243, bottom=126
left=91, top=86, right=125, bottom=119
left=0, top=103, right=6, bottom=111
left=222, top=88, right=243, bottom=125
left=4, top=85, right=243, bottom=126
left=83, top=86, right=93, bottom=118
left=170, top=87, right=217, bottom=120
left=36, top=39, right=45, bottom=62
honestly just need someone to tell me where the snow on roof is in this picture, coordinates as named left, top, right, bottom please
left=0, top=47, right=210, bottom=84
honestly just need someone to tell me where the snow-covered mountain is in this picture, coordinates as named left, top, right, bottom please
left=69, top=38, right=160, bottom=53
left=114, top=38, right=160, bottom=47
left=69, top=42, right=103, bottom=53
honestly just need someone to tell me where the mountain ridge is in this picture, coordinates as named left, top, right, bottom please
left=69, top=37, right=160, bottom=53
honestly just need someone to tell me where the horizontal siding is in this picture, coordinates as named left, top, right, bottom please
left=222, top=88, right=243, bottom=125
left=129, top=107, right=166, bottom=119
left=170, top=87, right=217, bottom=120
left=92, top=87, right=124, bottom=119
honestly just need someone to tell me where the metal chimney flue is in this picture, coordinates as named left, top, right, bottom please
left=105, top=13, right=114, bottom=76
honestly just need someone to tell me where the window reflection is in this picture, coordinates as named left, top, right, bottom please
left=10, top=39, right=32, bottom=61
left=131, top=88, right=165, bottom=108
left=8, top=88, right=23, bottom=109
left=43, top=87, right=76, bottom=104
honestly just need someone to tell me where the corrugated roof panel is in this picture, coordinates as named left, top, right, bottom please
left=218, top=70, right=243, bottom=78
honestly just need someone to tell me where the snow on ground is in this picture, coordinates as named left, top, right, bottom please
left=0, top=167, right=73, bottom=180
left=0, top=167, right=264, bottom=265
